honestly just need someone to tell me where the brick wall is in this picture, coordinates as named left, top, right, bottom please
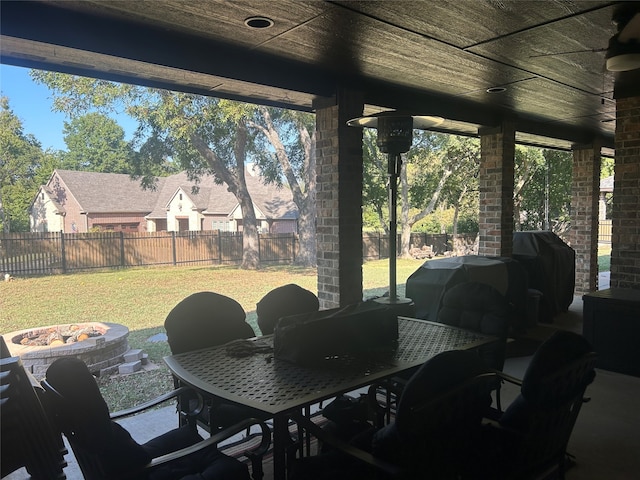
left=315, top=90, right=364, bottom=308
left=88, top=213, right=148, bottom=232
left=478, top=123, right=515, bottom=257
left=611, top=96, right=640, bottom=289
left=570, top=144, right=600, bottom=295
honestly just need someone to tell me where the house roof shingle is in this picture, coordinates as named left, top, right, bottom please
left=54, top=170, right=163, bottom=213
left=51, top=168, right=298, bottom=220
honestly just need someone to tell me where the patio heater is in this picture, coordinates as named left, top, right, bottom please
left=347, top=111, right=444, bottom=306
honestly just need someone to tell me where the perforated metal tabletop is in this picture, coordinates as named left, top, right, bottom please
left=164, top=317, right=493, bottom=416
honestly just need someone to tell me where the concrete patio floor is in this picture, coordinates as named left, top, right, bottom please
left=499, top=281, right=640, bottom=480
left=8, top=271, right=640, bottom=480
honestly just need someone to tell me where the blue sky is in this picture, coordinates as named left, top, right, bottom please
left=0, top=64, right=137, bottom=152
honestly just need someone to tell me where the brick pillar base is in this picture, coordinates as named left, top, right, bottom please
left=570, top=144, right=600, bottom=295
left=478, top=122, right=515, bottom=257
left=315, top=90, right=364, bottom=308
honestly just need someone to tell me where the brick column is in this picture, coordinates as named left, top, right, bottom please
left=315, top=90, right=364, bottom=308
left=478, top=122, right=515, bottom=257
left=611, top=96, right=640, bottom=289
left=570, top=143, right=600, bottom=295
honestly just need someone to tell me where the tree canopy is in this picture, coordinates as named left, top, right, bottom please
left=31, top=71, right=317, bottom=268
left=0, top=96, right=58, bottom=232
left=62, top=112, right=132, bottom=173
left=514, top=146, right=572, bottom=234
left=362, top=129, right=481, bottom=255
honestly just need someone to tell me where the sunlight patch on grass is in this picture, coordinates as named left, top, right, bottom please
left=1, top=259, right=430, bottom=408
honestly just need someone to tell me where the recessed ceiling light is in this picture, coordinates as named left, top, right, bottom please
left=244, top=16, right=274, bottom=29
left=486, top=86, right=507, bottom=94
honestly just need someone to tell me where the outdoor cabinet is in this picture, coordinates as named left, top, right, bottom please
left=582, top=288, right=640, bottom=377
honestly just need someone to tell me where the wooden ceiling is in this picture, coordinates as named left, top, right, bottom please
left=3, top=1, right=639, bottom=152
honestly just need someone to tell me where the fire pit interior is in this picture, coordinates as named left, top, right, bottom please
left=16, top=324, right=103, bottom=347
left=4, top=322, right=130, bottom=379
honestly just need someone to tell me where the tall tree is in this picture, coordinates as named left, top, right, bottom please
left=362, top=129, right=390, bottom=232
left=361, top=130, right=480, bottom=255
left=0, top=96, right=52, bottom=232
left=30, top=72, right=270, bottom=269
left=516, top=148, right=572, bottom=234
left=513, top=145, right=545, bottom=231
left=399, top=133, right=480, bottom=256
left=248, top=107, right=317, bottom=267
left=62, top=112, right=131, bottom=173
left=132, top=91, right=262, bottom=269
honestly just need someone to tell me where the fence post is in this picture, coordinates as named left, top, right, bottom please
left=292, top=233, right=296, bottom=262
left=59, top=231, right=67, bottom=274
left=217, top=231, right=222, bottom=264
left=119, top=231, right=125, bottom=267
left=171, top=231, right=177, bottom=266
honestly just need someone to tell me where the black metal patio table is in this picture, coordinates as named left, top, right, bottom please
left=164, top=317, right=496, bottom=480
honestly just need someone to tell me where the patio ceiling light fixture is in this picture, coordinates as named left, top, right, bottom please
left=486, top=86, right=507, bottom=93
left=348, top=111, right=444, bottom=306
left=244, top=16, right=274, bottom=29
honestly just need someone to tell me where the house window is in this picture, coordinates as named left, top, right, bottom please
left=179, top=193, right=183, bottom=201
left=212, top=220, right=229, bottom=231
left=41, top=193, right=45, bottom=200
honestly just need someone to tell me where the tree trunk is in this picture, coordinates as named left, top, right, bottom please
left=292, top=120, right=317, bottom=267
left=401, top=164, right=453, bottom=257
left=237, top=193, right=260, bottom=269
left=452, top=204, right=460, bottom=236
left=0, top=189, right=9, bottom=233
left=452, top=184, right=467, bottom=236
left=233, top=123, right=260, bottom=269
left=253, top=108, right=317, bottom=267
left=190, top=126, right=260, bottom=269
left=296, top=199, right=317, bottom=266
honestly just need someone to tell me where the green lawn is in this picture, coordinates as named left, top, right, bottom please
left=1, top=249, right=613, bottom=410
left=598, top=243, right=611, bottom=271
left=1, top=258, right=426, bottom=409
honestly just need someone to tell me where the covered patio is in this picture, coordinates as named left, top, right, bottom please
left=2, top=1, right=639, bottom=479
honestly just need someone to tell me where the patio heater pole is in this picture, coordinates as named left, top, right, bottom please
left=387, top=151, right=401, bottom=302
left=347, top=111, right=444, bottom=306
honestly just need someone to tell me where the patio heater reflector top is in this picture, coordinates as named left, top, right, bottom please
left=347, top=112, right=444, bottom=154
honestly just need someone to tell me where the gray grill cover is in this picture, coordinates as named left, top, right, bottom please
left=513, top=231, right=575, bottom=320
left=405, top=255, right=527, bottom=328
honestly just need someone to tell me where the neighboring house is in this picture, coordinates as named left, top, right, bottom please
left=29, top=167, right=298, bottom=233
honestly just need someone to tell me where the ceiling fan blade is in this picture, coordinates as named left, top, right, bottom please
left=619, top=12, right=640, bottom=42
left=605, top=6, right=640, bottom=72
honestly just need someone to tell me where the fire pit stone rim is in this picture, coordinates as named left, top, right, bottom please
left=4, top=322, right=129, bottom=359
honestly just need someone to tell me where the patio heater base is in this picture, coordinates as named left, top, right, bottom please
left=373, top=296, right=415, bottom=318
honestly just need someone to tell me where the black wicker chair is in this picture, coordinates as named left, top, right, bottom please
left=165, top=291, right=256, bottom=355
left=289, top=350, right=498, bottom=480
left=437, top=281, right=512, bottom=409
left=164, top=291, right=271, bottom=478
left=41, top=356, right=270, bottom=480
left=1, top=355, right=67, bottom=480
left=256, top=284, right=319, bottom=335
left=477, top=330, right=597, bottom=480
left=369, top=281, right=511, bottom=425
left=164, top=291, right=267, bottom=429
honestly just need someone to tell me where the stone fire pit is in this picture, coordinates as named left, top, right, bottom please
left=4, top=322, right=130, bottom=379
